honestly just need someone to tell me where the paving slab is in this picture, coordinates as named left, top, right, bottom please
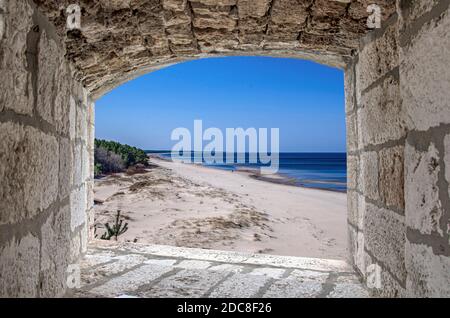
left=75, top=241, right=370, bottom=298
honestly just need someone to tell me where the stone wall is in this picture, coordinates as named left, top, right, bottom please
left=0, top=0, right=94, bottom=297
left=346, top=0, right=450, bottom=297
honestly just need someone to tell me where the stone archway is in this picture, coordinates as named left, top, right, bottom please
left=0, top=0, right=449, bottom=297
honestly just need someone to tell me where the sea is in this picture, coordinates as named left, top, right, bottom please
left=146, top=151, right=347, bottom=193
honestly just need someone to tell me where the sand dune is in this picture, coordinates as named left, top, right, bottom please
left=94, top=157, right=348, bottom=260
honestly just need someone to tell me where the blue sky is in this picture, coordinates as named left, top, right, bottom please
left=95, top=56, right=345, bottom=152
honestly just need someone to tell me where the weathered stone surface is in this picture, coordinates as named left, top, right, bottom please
left=0, top=0, right=34, bottom=115
left=364, top=202, right=406, bottom=282
left=405, top=241, right=450, bottom=297
left=75, top=242, right=369, bottom=298
left=163, top=0, right=188, bottom=11
left=263, top=278, right=322, bottom=298
left=73, top=143, right=83, bottom=186
left=31, top=0, right=396, bottom=97
left=89, top=264, right=173, bottom=297
left=358, top=75, right=407, bottom=147
left=238, top=0, right=271, bottom=18
left=76, top=104, right=88, bottom=143
left=445, top=134, right=450, bottom=198
left=328, top=282, right=369, bottom=298
left=69, top=96, right=77, bottom=140
left=405, top=142, right=444, bottom=236
left=249, top=267, right=286, bottom=279
left=400, top=6, right=450, bottom=131
left=81, top=254, right=148, bottom=286
left=360, top=151, right=379, bottom=201
left=40, top=205, right=71, bottom=297
left=347, top=155, right=359, bottom=190
left=144, top=268, right=227, bottom=298
left=59, top=137, right=73, bottom=200
left=348, top=190, right=365, bottom=229
left=0, top=122, right=59, bottom=225
left=357, top=22, right=399, bottom=90
left=0, top=234, right=40, bottom=297
left=176, top=260, right=211, bottom=270
left=399, top=0, right=441, bottom=32
left=364, top=252, right=406, bottom=297
left=346, top=112, right=358, bottom=152
left=348, top=226, right=365, bottom=276
left=379, top=146, right=404, bottom=211
left=70, top=184, right=87, bottom=232
left=37, top=30, right=60, bottom=124
left=211, top=272, right=270, bottom=298
left=344, top=65, right=355, bottom=114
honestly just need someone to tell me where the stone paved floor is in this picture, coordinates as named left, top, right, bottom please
left=74, top=240, right=369, bottom=298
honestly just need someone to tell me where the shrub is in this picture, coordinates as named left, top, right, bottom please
left=94, top=139, right=148, bottom=175
left=94, top=146, right=125, bottom=174
left=95, top=139, right=148, bottom=167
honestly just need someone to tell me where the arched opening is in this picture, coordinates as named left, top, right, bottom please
left=2, top=0, right=449, bottom=299
left=92, top=56, right=348, bottom=261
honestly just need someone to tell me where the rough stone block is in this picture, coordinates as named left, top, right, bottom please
left=69, top=96, right=76, bottom=140
left=347, top=155, right=359, bottom=190
left=405, top=241, right=450, bottom=297
left=73, top=143, right=83, bottom=186
left=81, top=254, right=149, bottom=286
left=69, top=231, right=81, bottom=264
left=399, top=0, right=441, bottom=32
left=210, top=272, right=271, bottom=298
left=54, top=65, right=71, bottom=136
left=357, top=22, right=399, bottom=91
left=270, top=0, right=310, bottom=25
left=76, top=104, right=88, bottom=143
left=0, top=234, right=40, bottom=297
left=346, top=112, right=358, bottom=152
left=405, top=142, right=444, bottom=236
left=176, top=260, right=212, bottom=270
left=40, top=205, right=71, bottom=297
left=327, top=282, right=369, bottom=298
left=80, top=226, right=88, bottom=254
left=364, top=252, right=406, bottom=298
left=249, top=267, right=286, bottom=279
left=263, top=277, right=322, bottom=298
left=379, top=146, right=405, bottom=211
left=59, top=137, right=73, bottom=200
left=0, top=122, right=59, bottom=225
left=348, top=190, right=365, bottom=230
left=358, top=75, right=407, bottom=147
left=344, top=65, right=355, bottom=114
left=162, top=0, right=187, bottom=12
left=360, top=151, right=379, bottom=201
left=0, top=0, right=34, bottom=115
left=364, top=202, right=406, bottom=283
left=86, top=180, right=94, bottom=211
left=70, top=184, right=87, bottom=232
left=37, top=30, right=60, bottom=125
left=348, top=226, right=365, bottom=276
left=82, top=145, right=89, bottom=182
left=400, top=7, right=450, bottom=131
left=238, top=0, right=271, bottom=18
left=445, top=134, right=450, bottom=198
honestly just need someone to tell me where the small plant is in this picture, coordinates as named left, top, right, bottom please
left=100, top=210, right=129, bottom=241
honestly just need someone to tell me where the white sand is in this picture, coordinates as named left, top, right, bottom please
left=94, top=157, right=348, bottom=260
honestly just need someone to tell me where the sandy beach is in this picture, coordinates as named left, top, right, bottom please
left=94, top=157, right=348, bottom=260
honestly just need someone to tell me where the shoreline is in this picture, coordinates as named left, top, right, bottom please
left=147, top=154, right=347, bottom=193
left=94, top=157, right=348, bottom=260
